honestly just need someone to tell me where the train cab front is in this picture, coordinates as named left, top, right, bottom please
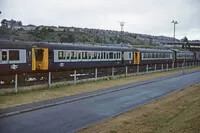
left=32, top=48, right=49, bottom=71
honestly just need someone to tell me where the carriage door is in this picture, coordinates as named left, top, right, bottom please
left=1, top=50, right=8, bottom=63
left=134, top=51, right=140, bottom=65
left=32, top=48, right=48, bottom=71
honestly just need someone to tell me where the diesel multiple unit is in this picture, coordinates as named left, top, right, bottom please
left=0, top=40, right=199, bottom=76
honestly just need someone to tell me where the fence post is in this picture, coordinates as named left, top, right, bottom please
left=95, top=68, right=98, bottom=81
left=162, top=64, right=164, bottom=71
left=125, top=66, right=128, bottom=76
left=74, top=69, right=77, bottom=85
left=172, top=63, right=174, bottom=70
left=167, top=63, right=168, bottom=71
left=146, top=64, right=148, bottom=74
left=112, top=67, right=114, bottom=77
left=15, top=74, right=18, bottom=93
left=137, top=65, right=139, bottom=75
left=48, top=72, right=51, bottom=88
left=154, top=64, right=157, bottom=72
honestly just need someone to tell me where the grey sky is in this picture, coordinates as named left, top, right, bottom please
left=0, top=0, right=200, bottom=40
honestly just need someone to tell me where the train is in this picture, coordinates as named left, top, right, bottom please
left=0, top=40, right=200, bottom=76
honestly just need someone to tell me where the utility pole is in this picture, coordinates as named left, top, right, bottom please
left=171, top=20, right=178, bottom=42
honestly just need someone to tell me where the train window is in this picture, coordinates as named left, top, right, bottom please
left=71, top=51, right=74, bottom=59
left=9, top=50, right=19, bottom=61
left=66, top=51, right=70, bottom=59
left=85, top=52, right=88, bottom=59
left=77, top=52, right=81, bottom=59
left=58, top=51, right=64, bottom=60
left=106, top=52, right=109, bottom=59
left=103, top=52, right=106, bottom=59
left=129, top=53, right=132, bottom=59
left=2, top=51, right=7, bottom=61
left=93, top=52, right=97, bottom=59
left=109, top=52, right=113, bottom=59
left=82, top=52, right=85, bottom=59
left=97, top=52, right=100, bottom=59
left=74, top=51, right=77, bottom=59
left=91, top=52, right=94, bottom=59
left=101, top=52, right=104, bottom=59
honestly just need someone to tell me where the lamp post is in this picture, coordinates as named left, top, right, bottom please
left=183, top=42, right=187, bottom=74
left=171, top=20, right=178, bottom=42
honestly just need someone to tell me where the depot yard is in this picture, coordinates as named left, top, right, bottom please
left=0, top=67, right=200, bottom=109
left=79, top=82, right=200, bottom=133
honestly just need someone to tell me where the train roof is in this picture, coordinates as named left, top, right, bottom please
left=172, top=49, right=194, bottom=53
left=36, top=42, right=134, bottom=51
left=0, top=40, right=134, bottom=51
left=135, top=48, right=173, bottom=53
left=0, top=40, right=32, bottom=49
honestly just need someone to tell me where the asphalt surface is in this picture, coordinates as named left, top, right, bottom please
left=1, top=71, right=200, bottom=133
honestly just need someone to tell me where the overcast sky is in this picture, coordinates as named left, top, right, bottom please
left=0, top=0, right=200, bottom=40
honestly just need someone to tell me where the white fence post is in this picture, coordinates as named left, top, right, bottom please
left=167, top=63, right=168, bottom=71
left=15, top=74, right=18, bottom=93
left=125, top=66, right=128, bottom=76
left=112, top=67, right=114, bottom=77
left=137, top=65, right=139, bottom=74
left=162, top=64, right=164, bottom=71
left=146, top=64, right=149, bottom=74
left=48, top=72, right=51, bottom=88
left=95, top=68, right=98, bottom=81
left=154, top=64, right=157, bottom=72
left=74, top=70, right=77, bottom=85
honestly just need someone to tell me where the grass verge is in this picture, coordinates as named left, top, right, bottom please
left=0, top=67, right=200, bottom=109
left=78, top=82, right=200, bottom=133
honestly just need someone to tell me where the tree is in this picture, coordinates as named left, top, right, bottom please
left=1, top=19, right=7, bottom=27
left=181, top=36, right=189, bottom=49
left=18, top=21, right=22, bottom=26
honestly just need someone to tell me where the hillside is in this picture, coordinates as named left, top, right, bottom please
left=0, top=26, right=178, bottom=49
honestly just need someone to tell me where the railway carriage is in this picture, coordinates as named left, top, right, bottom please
left=43, top=43, right=134, bottom=71
left=0, top=40, right=32, bottom=76
left=0, top=40, right=135, bottom=76
left=133, top=48, right=174, bottom=65
left=173, top=50, right=196, bottom=63
left=194, top=51, right=200, bottom=61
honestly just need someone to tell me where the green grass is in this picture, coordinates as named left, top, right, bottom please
left=78, top=83, right=200, bottom=133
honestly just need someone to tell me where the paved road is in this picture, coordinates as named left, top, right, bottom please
left=1, top=71, right=200, bottom=133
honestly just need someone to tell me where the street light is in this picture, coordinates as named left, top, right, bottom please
left=171, top=20, right=178, bottom=42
